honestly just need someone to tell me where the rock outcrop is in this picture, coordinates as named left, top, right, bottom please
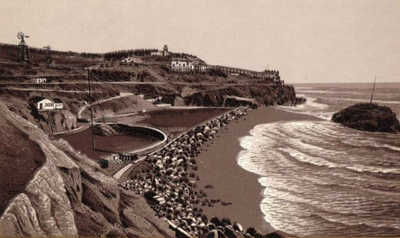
left=332, top=103, right=400, bottom=133
left=183, top=85, right=299, bottom=107
left=30, top=107, right=78, bottom=134
left=92, top=123, right=121, bottom=136
left=0, top=103, right=78, bottom=237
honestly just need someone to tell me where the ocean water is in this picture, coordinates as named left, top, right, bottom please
left=238, top=83, right=400, bottom=236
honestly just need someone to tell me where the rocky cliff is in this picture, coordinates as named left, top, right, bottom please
left=183, top=85, right=299, bottom=107
left=0, top=102, right=173, bottom=237
left=41, top=110, right=78, bottom=133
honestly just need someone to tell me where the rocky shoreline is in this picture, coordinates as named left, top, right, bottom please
left=119, top=107, right=281, bottom=237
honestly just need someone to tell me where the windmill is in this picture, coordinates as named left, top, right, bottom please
left=17, top=32, right=30, bottom=62
left=43, top=45, right=52, bottom=66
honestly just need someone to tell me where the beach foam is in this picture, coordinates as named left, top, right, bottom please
left=237, top=120, right=400, bottom=236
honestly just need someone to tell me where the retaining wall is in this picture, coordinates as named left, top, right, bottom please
left=97, top=123, right=168, bottom=170
left=112, top=123, right=168, bottom=155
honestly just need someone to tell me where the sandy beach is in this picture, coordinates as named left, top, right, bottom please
left=195, top=106, right=320, bottom=234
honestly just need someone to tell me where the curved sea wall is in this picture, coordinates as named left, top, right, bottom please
left=94, top=122, right=168, bottom=156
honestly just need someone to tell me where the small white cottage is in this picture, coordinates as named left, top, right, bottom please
left=31, top=97, right=64, bottom=111
left=36, top=98, right=54, bottom=110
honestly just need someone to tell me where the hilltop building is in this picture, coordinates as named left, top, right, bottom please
left=168, top=51, right=283, bottom=83
left=151, top=45, right=170, bottom=56
left=171, top=58, right=194, bottom=72
left=171, top=57, right=210, bottom=73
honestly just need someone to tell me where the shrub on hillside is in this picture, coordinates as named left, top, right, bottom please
left=23, top=69, right=38, bottom=75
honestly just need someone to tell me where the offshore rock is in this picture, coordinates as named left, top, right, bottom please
left=332, top=103, right=400, bottom=133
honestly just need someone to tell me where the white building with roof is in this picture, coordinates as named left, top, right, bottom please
left=31, top=97, right=64, bottom=111
left=171, top=58, right=195, bottom=72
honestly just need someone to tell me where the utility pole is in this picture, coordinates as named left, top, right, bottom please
left=88, top=69, right=96, bottom=150
left=370, top=76, right=377, bottom=104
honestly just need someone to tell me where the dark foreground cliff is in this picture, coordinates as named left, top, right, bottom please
left=0, top=102, right=173, bottom=237
left=332, top=103, right=400, bottom=133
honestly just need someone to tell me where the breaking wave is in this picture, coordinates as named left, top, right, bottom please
left=238, top=121, right=400, bottom=236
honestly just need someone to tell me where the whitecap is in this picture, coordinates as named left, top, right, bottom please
left=236, top=120, right=400, bottom=236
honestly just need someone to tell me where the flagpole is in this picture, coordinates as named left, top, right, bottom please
left=370, top=76, right=377, bottom=104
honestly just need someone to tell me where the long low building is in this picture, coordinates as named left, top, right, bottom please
left=210, top=65, right=280, bottom=79
left=171, top=58, right=194, bottom=72
left=171, top=57, right=209, bottom=73
left=170, top=57, right=283, bottom=83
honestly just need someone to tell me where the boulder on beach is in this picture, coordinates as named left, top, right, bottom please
left=265, top=230, right=294, bottom=238
left=246, top=227, right=263, bottom=238
left=233, top=222, right=244, bottom=233
left=331, top=103, right=400, bottom=133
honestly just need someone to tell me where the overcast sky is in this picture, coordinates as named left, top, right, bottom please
left=1, top=0, right=399, bottom=84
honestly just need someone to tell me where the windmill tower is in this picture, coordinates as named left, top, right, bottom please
left=17, top=32, right=29, bottom=62
left=43, top=45, right=52, bottom=66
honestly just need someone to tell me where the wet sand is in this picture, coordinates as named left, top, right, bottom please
left=195, top=106, right=320, bottom=234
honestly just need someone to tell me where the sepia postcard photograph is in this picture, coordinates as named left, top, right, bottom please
left=0, top=0, right=399, bottom=237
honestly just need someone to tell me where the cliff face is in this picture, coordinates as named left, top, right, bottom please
left=41, top=110, right=78, bottom=133
left=184, top=85, right=298, bottom=107
left=0, top=103, right=78, bottom=237
left=0, top=103, right=173, bottom=237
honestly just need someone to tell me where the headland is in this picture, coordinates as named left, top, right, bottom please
left=0, top=42, right=306, bottom=237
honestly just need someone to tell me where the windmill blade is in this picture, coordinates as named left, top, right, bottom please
left=17, top=32, right=24, bottom=39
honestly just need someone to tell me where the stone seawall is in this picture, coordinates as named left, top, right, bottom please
left=119, top=107, right=255, bottom=237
